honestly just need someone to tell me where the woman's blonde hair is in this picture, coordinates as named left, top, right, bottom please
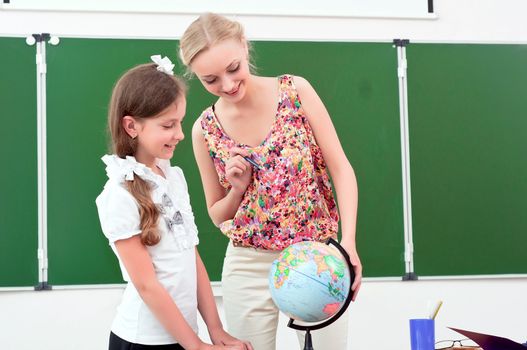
left=108, top=63, right=186, bottom=246
left=179, top=13, right=251, bottom=71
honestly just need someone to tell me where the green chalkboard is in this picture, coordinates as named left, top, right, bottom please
left=407, top=44, right=527, bottom=276
left=4, top=37, right=526, bottom=286
left=0, top=37, right=39, bottom=287
left=44, top=39, right=200, bottom=285
left=2, top=37, right=406, bottom=287
left=44, top=39, right=404, bottom=284
left=252, top=42, right=405, bottom=278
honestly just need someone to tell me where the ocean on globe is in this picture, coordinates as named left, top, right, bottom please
left=268, top=240, right=351, bottom=323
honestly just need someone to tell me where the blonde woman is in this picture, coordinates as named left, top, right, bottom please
left=180, top=13, right=362, bottom=350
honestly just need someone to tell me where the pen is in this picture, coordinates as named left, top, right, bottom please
left=243, top=156, right=262, bottom=170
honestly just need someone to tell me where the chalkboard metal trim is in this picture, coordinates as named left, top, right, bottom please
left=417, top=274, right=527, bottom=281
left=4, top=275, right=526, bottom=292
left=0, top=286, right=35, bottom=292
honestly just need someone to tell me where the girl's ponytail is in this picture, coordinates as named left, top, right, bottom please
left=125, top=177, right=161, bottom=246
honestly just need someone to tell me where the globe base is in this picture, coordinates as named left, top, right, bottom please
left=303, top=329, right=314, bottom=350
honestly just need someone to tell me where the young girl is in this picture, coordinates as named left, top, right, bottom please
left=179, top=13, right=363, bottom=350
left=95, top=56, right=253, bottom=350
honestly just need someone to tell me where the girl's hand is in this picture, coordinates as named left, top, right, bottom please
left=209, top=327, right=254, bottom=350
left=340, top=238, right=363, bottom=301
left=225, top=147, right=253, bottom=196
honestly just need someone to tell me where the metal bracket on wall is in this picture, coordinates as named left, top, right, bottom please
left=34, top=282, right=52, bottom=291
left=393, top=39, right=410, bottom=47
left=393, top=38, right=417, bottom=281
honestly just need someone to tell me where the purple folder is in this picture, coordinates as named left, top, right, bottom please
left=449, top=327, right=526, bottom=350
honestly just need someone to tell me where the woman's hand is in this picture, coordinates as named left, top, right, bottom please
left=340, top=238, right=362, bottom=301
left=225, top=147, right=253, bottom=196
left=208, top=326, right=254, bottom=350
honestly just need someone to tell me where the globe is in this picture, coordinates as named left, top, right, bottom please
left=268, top=240, right=352, bottom=323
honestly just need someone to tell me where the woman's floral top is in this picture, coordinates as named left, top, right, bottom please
left=199, top=74, right=339, bottom=250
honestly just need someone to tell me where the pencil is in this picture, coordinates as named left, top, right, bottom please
left=431, top=301, right=443, bottom=320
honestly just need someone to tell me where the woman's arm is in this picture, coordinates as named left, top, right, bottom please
left=191, top=119, right=252, bottom=226
left=195, top=249, right=253, bottom=350
left=115, top=236, right=209, bottom=349
left=294, top=76, right=363, bottom=300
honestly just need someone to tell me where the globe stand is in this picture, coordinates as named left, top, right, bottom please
left=303, top=329, right=313, bottom=350
left=286, top=238, right=355, bottom=350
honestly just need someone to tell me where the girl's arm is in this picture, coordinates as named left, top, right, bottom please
left=191, top=119, right=251, bottom=226
left=115, top=236, right=216, bottom=349
left=195, top=249, right=253, bottom=350
left=294, top=76, right=363, bottom=300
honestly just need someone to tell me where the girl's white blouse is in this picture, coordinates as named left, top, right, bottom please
left=95, top=155, right=199, bottom=345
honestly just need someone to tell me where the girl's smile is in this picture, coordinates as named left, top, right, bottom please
left=128, top=98, right=186, bottom=168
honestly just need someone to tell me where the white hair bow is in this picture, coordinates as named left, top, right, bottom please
left=102, top=155, right=148, bottom=182
left=151, top=55, right=175, bottom=76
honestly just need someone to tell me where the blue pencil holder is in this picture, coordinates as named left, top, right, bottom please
left=409, top=318, right=435, bottom=350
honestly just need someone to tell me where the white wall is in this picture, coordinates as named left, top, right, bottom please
left=0, top=0, right=527, bottom=42
left=1, top=279, right=526, bottom=350
left=1, top=1, right=527, bottom=349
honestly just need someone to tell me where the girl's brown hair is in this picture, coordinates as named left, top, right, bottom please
left=108, top=63, right=186, bottom=246
left=179, top=12, right=251, bottom=71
